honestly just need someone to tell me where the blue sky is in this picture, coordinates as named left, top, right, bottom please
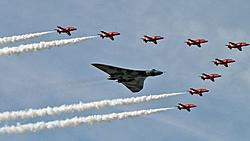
left=0, top=0, right=250, bottom=140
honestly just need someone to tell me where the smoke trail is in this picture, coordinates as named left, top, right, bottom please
left=0, top=92, right=183, bottom=121
left=0, top=93, right=183, bottom=121
left=0, top=107, right=174, bottom=134
left=0, top=36, right=97, bottom=56
left=0, top=31, right=54, bottom=45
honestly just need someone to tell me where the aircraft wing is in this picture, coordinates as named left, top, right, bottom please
left=92, top=63, right=145, bottom=77
left=238, top=47, right=242, bottom=51
left=197, top=44, right=201, bottom=47
left=121, top=77, right=146, bottom=93
left=211, top=78, right=215, bottom=82
left=153, top=40, right=158, bottom=44
left=187, top=108, right=191, bottom=112
left=67, top=32, right=71, bottom=36
left=109, top=36, right=114, bottom=41
left=92, top=63, right=124, bottom=75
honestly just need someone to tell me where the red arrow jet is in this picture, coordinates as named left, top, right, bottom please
left=141, top=35, right=164, bottom=44
left=98, top=31, right=120, bottom=40
left=189, top=88, right=209, bottom=96
left=200, top=73, right=222, bottom=82
left=226, top=42, right=249, bottom=51
left=176, top=103, right=197, bottom=112
left=213, top=58, right=236, bottom=67
left=55, top=26, right=77, bottom=36
left=185, top=38, right=208, bottom=48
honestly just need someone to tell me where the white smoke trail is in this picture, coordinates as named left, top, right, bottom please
left=0, top=92, right=184, bottom=121
left=0, top=36, right=97, bottom=56
left=0, top=31, right=54, bottom=45
left=0, top=107, right=174, bottom=134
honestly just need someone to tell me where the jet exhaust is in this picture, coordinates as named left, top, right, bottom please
left=0, top=31, right=54, bottom=45
left=0, top=107, right=175, bottom=134
left=0, top=36, right=97, bottom=56
left=0, top=92, right=184, bottom=121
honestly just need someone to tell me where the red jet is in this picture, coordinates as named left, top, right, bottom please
left=200, top=73, right=222, bottom=82
left=176, top=103, right=197, bottom=112
left=185, top=38, right=208, bottom=48
left=188, top=88, right=209, bottom=96
left=141, top=35, right=164, bottom=44
left=98, top=31, right=120, bottom=40
left=213, top=58, right=236, bottom=67
left=54, top=26, right=77, bottom=36
left=226, top=42, right=249, bottom=51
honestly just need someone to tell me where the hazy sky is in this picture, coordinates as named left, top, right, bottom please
left=0, top=0, right=249, bottom=141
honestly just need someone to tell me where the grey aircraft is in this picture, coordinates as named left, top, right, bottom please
left=92, top=63, right=164, bottom=93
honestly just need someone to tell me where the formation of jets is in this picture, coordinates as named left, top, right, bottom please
left=54, top=26, right=249, bottom=112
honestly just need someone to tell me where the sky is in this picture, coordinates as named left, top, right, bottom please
left=0, top=0, right=250, bottom=140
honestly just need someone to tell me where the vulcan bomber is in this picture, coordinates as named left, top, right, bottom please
left=91, top=63, right=164, bottom=93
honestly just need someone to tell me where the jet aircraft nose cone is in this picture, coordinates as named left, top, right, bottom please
left=156, top=71, right=163, bottom=75
left=150, top=69, right=164, bottom=76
